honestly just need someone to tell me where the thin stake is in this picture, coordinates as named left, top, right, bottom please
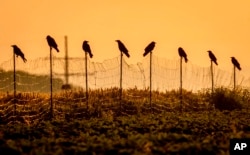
left=65, top=36, right=69, bottom=85
left=120, top=53, right=123, bottom=111
left=150, top=51, right=152, bottom=111
left=13, top=51, right=16, bottom=121
left=50, top=47, right=53, bottom=119
left=85, top=52, right=88, bottom=110
left=211, top=60, right=214, bottom=94
left=233, top=66, right=236, bottom=90
left=180, top=57, right=183, bottom=112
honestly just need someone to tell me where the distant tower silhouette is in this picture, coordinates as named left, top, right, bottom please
left=61, top=36, right=71, bottom=90
left=115, top=40, right=130, bottom=57
left=143, top=41, right=156, bottom=57
left=231, top=57, right=241, bottom=70
left=82, top=41, right=93, bottom=58
left=178, top=47, right=188, bottom=63
left=46, top=35, right=59, bottom=52
left=11, top=45, right=27, bottom=63
left=208, top=50, right=218, bottom=65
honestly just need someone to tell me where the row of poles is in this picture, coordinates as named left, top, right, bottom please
left=11, top=37, right=242, bottom=119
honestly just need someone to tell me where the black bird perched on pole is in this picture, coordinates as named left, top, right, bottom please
left=46, top=35, right=59, bottom=52
left=82, top=41, right=93, bottom=58
left=11, top=45, right=27, bottom=63
left=207, top=50, right=218, bottom=65
left=178, top=47, right=188, bottom=63
left=231, top=57, right=241, bottom=70
left=143, top=41, right=156, bottom=57
left=115, top=40, right=130, bottom=58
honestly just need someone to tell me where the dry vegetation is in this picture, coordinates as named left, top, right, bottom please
left=0, top=87, right=250, bottom=154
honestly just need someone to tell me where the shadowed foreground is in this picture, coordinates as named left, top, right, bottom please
left=0, top=88, right=250, bottom=154
left=0, top=110, right=250, bottom=154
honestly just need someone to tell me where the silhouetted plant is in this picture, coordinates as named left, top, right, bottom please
left=210, top=87, right=243, bottom=111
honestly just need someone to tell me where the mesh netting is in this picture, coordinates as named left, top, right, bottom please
left=0, top=54, right=249, bottom=92
left=1, top=54, right=250, bottom=124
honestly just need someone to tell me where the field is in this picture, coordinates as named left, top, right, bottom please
left=0, top=88, right=250, bottom=154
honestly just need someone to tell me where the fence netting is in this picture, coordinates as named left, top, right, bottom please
left=0, top=55, right=249, bottom=124
left=0, top=54, right=249, bottom=92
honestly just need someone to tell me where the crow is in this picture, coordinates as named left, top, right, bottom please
left=82, top=41, right=93, bottom=58
left=231, top=57, right=241, bottom=70
left=11, top=45, right=27, bottom=63
left=207, top=50, right=218, bottom=65
left=143, top=41, right=156, bottom=57
left=115, top=40, right=130, bottom=58
left=178, top=47, right=188, bottom=63
left=46, top=35, right=59, bottom=52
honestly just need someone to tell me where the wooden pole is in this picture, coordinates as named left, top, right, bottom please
left=120, top=53, right=123, bottom=111
left=180, top=57, right=183, bottom=112
left=233, top=66, right=236, bottom=90
left=211, top=60, right=214, bottom=94
left=50, top=47, right=53, bottom=119
left=65, top=36, right=69, bottom=85
left=13, top=51, right=16, bottom=121
left=85, top=52, right=88, bottom=110
left=150, top=52, right=152, bottom=111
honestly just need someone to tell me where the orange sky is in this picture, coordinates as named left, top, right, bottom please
left=1, top=0, right=250, bottom=71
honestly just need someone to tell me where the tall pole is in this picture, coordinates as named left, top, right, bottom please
left=13, top=52, right=16, bottom=120
left=65, top=36, right=69, bottom=85
left=233, top=66, right=236, bottom=90
left=120, top=53, right=123, bottom=111
left=150, top=52, right=152, bottom=111
left=50, top=47, right=53, bottom=119
left=180, top=57, right=183, bottom=112
left=85, top=52, right=88, bottom=110
left=211, top=60, right=214, bottom=94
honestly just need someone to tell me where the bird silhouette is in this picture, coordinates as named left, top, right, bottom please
left=11, top=45, right=27, bottom=63
left=207, top=50, right=218, bottom=65
left=178, top=47, right=188, bottom=63
left=82, top=41, right=93, bottom=58
left=143, top=41, right=156, bottom=57
left=46, top=35, right=59, bottom=52
left=115, top=40, right=130, bottom=58
left=231, top=57, right=241, bottom=70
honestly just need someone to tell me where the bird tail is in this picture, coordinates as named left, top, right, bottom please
left=124, top=52, right=130, bottom=58
left=239, top=66, right=242, bottom=70
left=184, top=57, right=188, bottom=63
left=214, top=61, right=218, bottom=65
left=23, top=58, right=27, bottom=63
left=56, top=48, right=59, bottom=52
left=90, top=53, right=93, bottom=58
left=143, top=51, right=149, bottom=57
